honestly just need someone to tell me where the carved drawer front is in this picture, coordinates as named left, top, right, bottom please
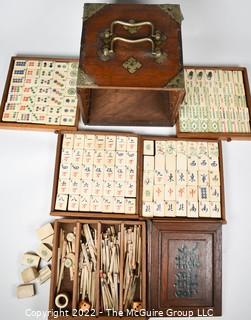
left=148, top=221, right=222, bottom=317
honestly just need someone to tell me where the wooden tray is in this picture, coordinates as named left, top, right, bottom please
left=138, top=136, right=226, bottom=223
left=0, top=56, right=80, bottom=131
left=176, top=66, right=251, bottom=140
left=49, top=219, right=146, bottom=319
left=50, top=130, right=140, bottom=219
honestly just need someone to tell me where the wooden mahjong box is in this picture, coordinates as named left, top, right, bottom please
left=77, top=3, right=185, bottom=126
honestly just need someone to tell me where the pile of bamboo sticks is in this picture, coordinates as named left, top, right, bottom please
left=78, top=224, right=97, bottom=309
left=123, top=225, right=142, bottom=310
left=100, top=226, right=120, bottom=311
left=56, top=227, right=76, bottom=294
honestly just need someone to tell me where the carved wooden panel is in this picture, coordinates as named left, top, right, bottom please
left=148, top=222, right=222, bottom=317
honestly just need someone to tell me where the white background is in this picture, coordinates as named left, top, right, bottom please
left=0, top=0, right=251, bottom=319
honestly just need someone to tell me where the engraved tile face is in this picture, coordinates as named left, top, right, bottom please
left=122, top=57, right=142, bottom=74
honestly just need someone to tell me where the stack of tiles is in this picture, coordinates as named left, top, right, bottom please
left=179, top=68, right=250, bottom=133
left=55, top=133, right=138, bottom=214
left=142, top=140, right=221, bottom=218
left=2, top=59, right=78, bottom=126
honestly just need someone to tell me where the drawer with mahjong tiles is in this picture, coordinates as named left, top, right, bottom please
left=140, top=138, right=226, bottom=222
left=51, top=131, right=139, bottom=219
left=0, top=56, right=80, bottom=131
left=177, top=66, right=251, bottom=140
left=49, top=219, right=146, bottom=319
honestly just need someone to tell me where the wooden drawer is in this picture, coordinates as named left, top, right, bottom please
left=176, top=66, right=251, bottom=140
left=50, top=130, right=140, bottom=219
left=139, top=136, right=226, bottom=223
left=147, top=221, right=222, bottom=317
left=77, top=3, right=185, bottom=126
left=49, top=219, right=146, bottom=319
left=0, top=56, right=80, bottom=131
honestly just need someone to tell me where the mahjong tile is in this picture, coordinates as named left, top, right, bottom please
left=57, top=179, right=70, bottom=194
left=166, top=140, right=176, bottom=155
left=187, top=186, right=198, bottom=201
left=153, top=185, right=164, bottom=201
left=69, top=179, right=81, bottom=194
left=165, top=154, right=176, bottom=171
left=127, top=136, right=138, bottom=152
left=79, top=195, right=90, bottom=212
left=105, top=136, right=116, bottom=150
left=85, top=135, right=95, bottom=149
left=95, top=135, right=105, bottom=150
left=164, top=184, right=176, bottom=201
left=55, top=194, right=68, bottom=211
left=126, top=167, right=137, bottom=181
left=70, top=164, right=81, bottom=180
left=114, top=181, right=124, bottom=197
left=176, top=170, right=187, bottom=185
left=125, top=198, right=136, bottom=214
left=93, top=181, right=103, bottom=196
left=209, top=186, right=221, bottom=202
left=59, top=163, right=71, bottom=180
left=177, top=141, right=187, bottom=154
left=155, top=140, right=166, bottom=155
left=90, top=196, right=102, bottom=212
left=143, top=140, right=154, bottom=155
left=209, top=171, right=220, bottom=186
left=165, top=201, right=176, bottom=217
left=198, top=186, right=209, bottom=201
left=153, top=201, right=165, bottom=217
left=114, top=166, right=125, bottom=181
left=2, top=111, right=18, bottom=122
left=199, top=201, right=210, bottom=218
left=176, top=200, right=187, bottom=217
left=60, top=115, right=75, bottom=126
left=93, top=165, right=104, bottom=180
left=73, top=134, right=85, bottom=149
left=176, top=186, right=186, bottom=200
left=81, top=180, right=93, bottom=195
left=62, top=134, right=74, bottom=149
left=210, top=202, right=221, bottom=218
left=155, top=154, right=165, bottom=171
left=72, top=149, right=84, bottom=164
left=126, top=151, right=137, bottom=168
left=113, top=197, right=125, bottom=213
left=143, top=185, right=153, bottom=202
left=116, top=151, right=126, bottom=166
left=142, top=202, right=153, bottom=217
left=116, top=136, right=127, bottom=151
left=187, top=201, right=199, bottom=218
left=198, top=171, right=209, bottom=186
left=125, top=181, right=136, bottom=198
left=105, top=151, right=115, bottom=166
left=144, top=156, right=154, bottom=171
left=103, top=181, right=114, bottom=197
left=102, top=196, right=113, bottom=213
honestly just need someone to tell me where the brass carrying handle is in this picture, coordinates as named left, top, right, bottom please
left=102, top=19, right=163, bottom=60
left=109, top=36, right=161, bottom=58
left=110, top=20, right=160, bottom=39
